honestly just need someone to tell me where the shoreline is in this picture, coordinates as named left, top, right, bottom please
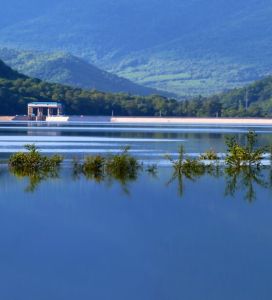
left=2, top=115, right=272, bottom=126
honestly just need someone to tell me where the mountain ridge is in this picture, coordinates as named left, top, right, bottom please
left=0, top=0, right=271, bottom=96
left=1, top=58, right=272, bottom=118
left=0, top=48, right=173, bottom=97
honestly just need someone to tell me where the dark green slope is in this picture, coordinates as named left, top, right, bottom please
left=0, top=59, right=177, bottom=116
left=0, top=49, right=171, bottom=97
left=0, top=59, right=25, bottom=80
left=1, top=58, right=272, bottom=118
left=0, top=0, right=271, bottom=96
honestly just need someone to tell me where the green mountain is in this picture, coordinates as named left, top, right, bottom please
left=0, top=0, right=271, bottom=96
left=1, top=58, right=272, bottom=118
left=0, top=59, right=178, bottom=116
left=0, top=59, right=25, bottom=80
left=0, top=48, right=171, bottom=97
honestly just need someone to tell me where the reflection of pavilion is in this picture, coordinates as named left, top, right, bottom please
left=28, top=102, right=63, bottom=120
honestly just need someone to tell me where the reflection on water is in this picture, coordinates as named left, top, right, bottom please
left=10, top=168, right=60, bottom=193
left=225, top=166, right=271, bottom=202
left=6, top=162, right=272, bottom=202
left=1, top=122, right=272, bottom=163
left=1, top=123, right=272, bottom=299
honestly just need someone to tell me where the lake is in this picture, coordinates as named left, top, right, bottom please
left=0, top=122, right=272, bottom=300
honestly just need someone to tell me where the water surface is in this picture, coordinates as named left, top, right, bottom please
left=0, top=122, right=272, bottom=300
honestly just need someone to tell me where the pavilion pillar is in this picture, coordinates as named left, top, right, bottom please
left=38, top=107, right=43, bottom=118
left=28, top=106, right=33, bottom=116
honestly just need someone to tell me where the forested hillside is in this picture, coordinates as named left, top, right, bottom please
left=0, top=48, right=170, bottom=97
left=0, top=59, right=177, bottom=116
left=1, top=59, right=272, bottom=117
left=0, top=59, right=25, bottom=80
left=0, top=0, right=271, bottom=96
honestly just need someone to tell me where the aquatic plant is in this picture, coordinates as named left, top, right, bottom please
left=166, top=145, right=206, bottom=197
left=105, top=147, right=140, bottom=184
left=146, top=164, right=158, bottom=177
left=9, top=144, right=63, bottom=192
left=200, top=149, right=219, bottom=161
left=225, top=131, right=266, bottom=167
left=9, top=144, right=63, bottom=173
left=71, top=147, right=142, bottom=193
left=82, top=155, right=105, bottom=182
left=269, top=145, right=272, bottom=161
left=166, top=146, right=206, bottom=179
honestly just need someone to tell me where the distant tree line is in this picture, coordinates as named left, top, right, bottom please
left=1, top=66, right=272, bottom=117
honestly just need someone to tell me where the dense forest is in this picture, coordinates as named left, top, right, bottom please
left=1, top=59, right=272, bottom=117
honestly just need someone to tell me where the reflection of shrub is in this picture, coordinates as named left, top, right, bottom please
left=146, top=164, right=158, bottom=176
left=225, top=165, right=269, bottom=202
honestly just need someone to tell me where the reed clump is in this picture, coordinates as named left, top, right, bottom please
left=9, top=144, right=63, bottom=192
left=73, top=147, right=141, bottom=184
left=225, top=131, right=265, bottom=167
left=105, top=147, right=140, bottom=182
left=166, top=146, right=206, bottom=179
left=9, top=144, right=63, bottom=174
left=200, top=149, right=219, bottom=161
left=82, top=155, right=105, bottom=181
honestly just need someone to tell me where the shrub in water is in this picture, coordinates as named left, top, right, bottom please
left=82, top=155, right=105, bottom=181
left=105, top=147, right=140, bottom=183
left=200, top=149, right=219, bottom=161
left=9, top=144, right=63, bottom=191
left=166, top=146, right=205, bottom=178
left=225, top=131, right=265, bottom=167
left=9, top=144, right=63, bottom=173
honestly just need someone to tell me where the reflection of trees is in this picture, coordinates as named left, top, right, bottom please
left=167, top=159, right=270, bottom=202
left=225, top=166, right=269, bottom=202
left=166, top=145, right=223, bottom=197
left=168, top=164, right=223, bottom=197
left=11, top=169, right=59, bottom=192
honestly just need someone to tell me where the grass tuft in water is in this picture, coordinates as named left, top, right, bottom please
left=225, top=131, right=266, bottom=168
left=9, top=144, right=63, bottom=173
left=200, top=149, right=219, bottom=161
left=9, top=144, right=63, bottom=192
left=105, top=147, right=140, bottom=184
left=82, top=155, right=105, bottom=182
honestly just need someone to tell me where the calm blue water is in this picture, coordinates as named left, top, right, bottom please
left=0, top=122, right=272, bottom=300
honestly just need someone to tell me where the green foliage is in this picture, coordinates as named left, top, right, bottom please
left=166, top=146, right=206, bottom=179
left=2, top=58, right=272, bottom=117
left=82, top=155, right=105, bottom=182
left=9, top=144, right=63, bottom=172
left=0, top=59, right=178, bottom=116
left=9, top=144, right=63, bottom=191
left=0, top=49, right=168, bottom=97
left=0, top=0, right=271, bottom=96
left=200, top=150, right=219, bottom=161
left=72, top=148, right=142, bottom=190
left=105, top=148, right=140, bottom=184
left=225, top=131, right=265, bottom=167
